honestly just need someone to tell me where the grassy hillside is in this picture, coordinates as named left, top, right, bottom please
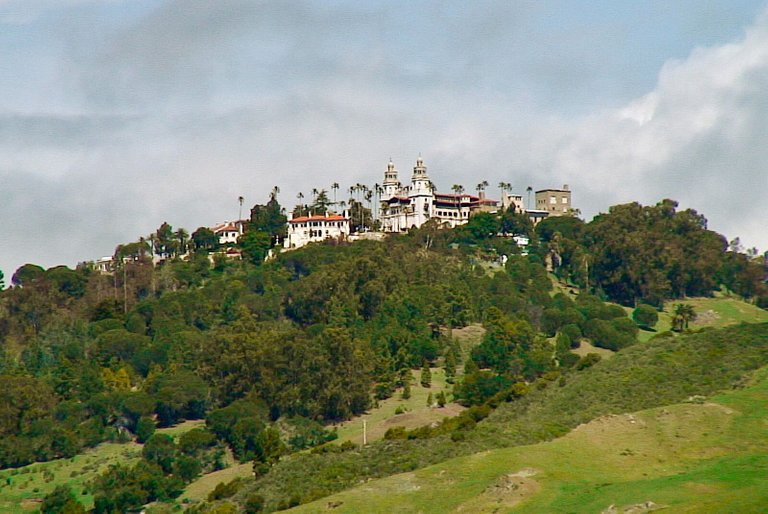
left=634, top=294, right=768, bottom=342
left=0, top=422, right=205, bottom=513
left=229, top=322, right=768, bottom=511
left=290, top=365, right=768, bottom=513
left=178, top=368, right=462, bottom=506
left=0, top=443, right=141, bottom=513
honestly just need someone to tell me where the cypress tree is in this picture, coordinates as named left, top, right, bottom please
left=420, top=361, right=432, bottom=388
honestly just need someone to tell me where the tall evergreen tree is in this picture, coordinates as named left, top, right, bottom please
left=420, top=361, right=432, bottom=388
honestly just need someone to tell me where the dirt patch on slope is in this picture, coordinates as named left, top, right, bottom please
left=454, top=469, right=540, bottom=513
left=452, top=325, right=486, bottom=346
left=571, top=340, right=615, bottom=359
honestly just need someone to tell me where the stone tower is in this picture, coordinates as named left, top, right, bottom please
left=408, top=156, right=433, bottom=227
left=382, top=159, right=401, bottom=199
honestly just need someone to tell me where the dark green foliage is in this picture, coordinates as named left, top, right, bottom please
left=718, top=250, right=768, bottom=300
left=173, top=454, right=202, bottom=482
left=208, top=478, right=243, bottom=501
left=1, top=196, right=764, bottom=512
left=92, top=461, right=183, bottom=512
left=135, top=416, right=155, bottom=443
left=178, top=427, right=216, bottom=455
left=142, top=433, right=176, bottom=473
left=253, top=426, right=285, bottom=466
left=560, top=323, right=582, bottom=347
left=453, top=212, right=500, bottom=243
left=240, top=230, right=272, bottom=264
left=283, top=417, right=337, bottom=450
left=250, top=196, right=288, bottom=243
left=147, top=370, right=208, bottom=426
left=454, top=370, right=513, bottom=406
left=11, top=263, right=45, bottom=286
left=245, top=493, right=266, bottom=514
left=582, top=319, right=635, bottom=351
left=40, top=485, right=85, bottom=514
left=401, top=383, right=412, bottom=399
left=672, top=303, right=697, bottom=332
left=632, top=304, right=659, bottom=328
left=420, top=361, right=432, bottom=388
left=191, top=226, right=218, bottom=252
left=470, top=309, right=539, bottom=379
left=575, top=353, right=602, bottom=370
left=206, top=396, right=269, bottom=443
left=384, top=426, right=408, bottom=440
left=585, top=200, right=725, bottom=305
left=536, top=216, right=584, bottom=243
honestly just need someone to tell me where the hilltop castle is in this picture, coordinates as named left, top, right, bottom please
left=379, top=157, right=499, bottom=232
left=378, top=156, right=572, bottom=232
left=284, top=156, right=574, bottom=249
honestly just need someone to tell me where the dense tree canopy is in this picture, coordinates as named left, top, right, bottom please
left=0, top=195, right=765, bottom=512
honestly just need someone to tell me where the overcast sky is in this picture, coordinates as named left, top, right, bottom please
left=2, top=0, right=768, bottom=279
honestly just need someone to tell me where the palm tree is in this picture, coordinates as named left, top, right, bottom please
left=526, top=186, right=533, bottom=210
left=238, top=196, right=244, bottom=221
left=476, top=180, right=489, bottom=196
left=332, top=182, right=339, bottom=205
left=672, top=304, right=697, bottom=331
left=175, top=228, right=189, bottom=257
left=498, top=182, right=512, bottom=209
left=373, top=183, right=383, bottom=221
left=451, top=184, right=464, bottom=220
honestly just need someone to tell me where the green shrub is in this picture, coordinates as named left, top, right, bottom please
left=632, top=304, right=659, bottom=328
left=383, top=427, right=407, bottom=440
left=135, top=416, right=155, bottom=444
left=576, top=353, right=602, bottom=370
left=207, top=478, right=243, bottom=501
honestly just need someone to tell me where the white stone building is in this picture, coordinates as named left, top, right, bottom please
left=379, top=157, right=499, bottom=232
left=284, top=213, right=351, bottom=249
left=212, top=220, right=246, bottom=246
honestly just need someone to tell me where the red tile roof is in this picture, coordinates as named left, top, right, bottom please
left=289, top=215, right=348, bottom=223
left=212, top=222, right=239, bottom=233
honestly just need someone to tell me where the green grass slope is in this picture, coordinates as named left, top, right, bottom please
left=0, top=422, right=204, bottom=513
left=634, top=295, right=768, bottom=342
left=234, top=322, right=768, bottom=511
left=290, top=365, right=768, bottom=513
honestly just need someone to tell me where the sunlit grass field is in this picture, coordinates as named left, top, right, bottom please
left=290, top=366, right=768, bottom=513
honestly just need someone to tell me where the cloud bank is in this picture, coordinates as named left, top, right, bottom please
left=1, top=1, right=767, bottom=278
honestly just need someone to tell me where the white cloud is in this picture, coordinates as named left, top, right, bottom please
left=2, top=2, right=768, bottom=279
left=536, top=13, right=768, bottom=250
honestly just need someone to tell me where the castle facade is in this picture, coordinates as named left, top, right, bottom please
left=379, top=157, right=499, bottom=232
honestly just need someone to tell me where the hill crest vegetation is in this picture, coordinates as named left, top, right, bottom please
left=0, top=196, right=766, bottom=512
